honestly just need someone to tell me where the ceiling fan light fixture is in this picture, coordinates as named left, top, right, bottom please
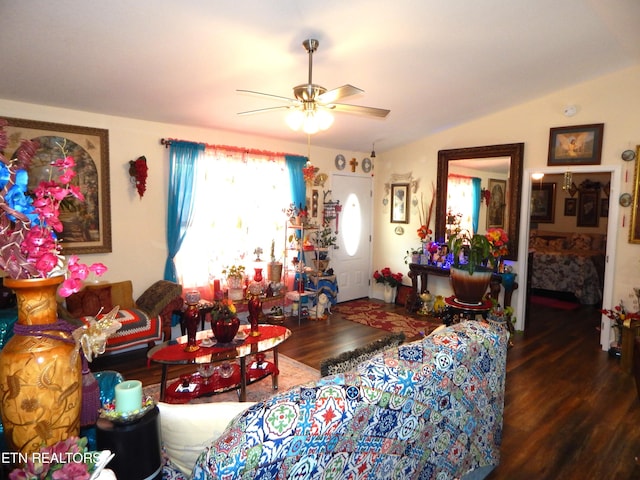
left=286, top=108, right=333, bottom=135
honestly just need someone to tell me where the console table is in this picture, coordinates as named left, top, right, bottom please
left=407, top=263, right=518, bottom=313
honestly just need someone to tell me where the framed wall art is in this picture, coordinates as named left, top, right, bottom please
left=547, top=123, right=604, bottom=166
left=564, top=198, right=577, bottom=216
left=629, top=146, right=640, bottom=243
left=3, top=117, right=112, bottom=253
left=390, top=183, right=409, bottom=224
left=486, top=178, right=507, bottom=229
left=577, top=189, right=599, bottom=227
left=530, top=183, right=556, bottom=223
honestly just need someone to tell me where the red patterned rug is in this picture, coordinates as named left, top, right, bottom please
left=333, top=299, right=442, bottom=340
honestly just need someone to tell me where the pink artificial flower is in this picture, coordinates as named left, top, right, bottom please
left=90, top=262, right=108, bottom=276
left=59, top=277, right=83, bottom=298
left=35, top=252, right=58, bottom=275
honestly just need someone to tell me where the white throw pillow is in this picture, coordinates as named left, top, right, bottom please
left=157, top=401, right=255, bottom=476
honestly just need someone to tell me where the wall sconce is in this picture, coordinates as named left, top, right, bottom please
left=371, top=142, right=376, bottom=158
left=531, top=172, right=545, bottom=180
left=562, top=171, right=573, bottom=191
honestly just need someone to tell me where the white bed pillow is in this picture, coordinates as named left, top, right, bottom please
left=157, top=401, right=255, bottom=476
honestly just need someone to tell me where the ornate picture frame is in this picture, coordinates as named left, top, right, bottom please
left=629, top=146, right=640, bottom=243
left=3, top=117, right=112, bottom=253
left=390, top=183, right=409, bottom=224
left=564, top=198, right=577, bottom=216
left=486, top=178, right=507, bottom=229
left=577, top=188, right=600, bottom=227
left=530, top=183, right=556, bottom=223
left=547, top=123, right=604, bottom=166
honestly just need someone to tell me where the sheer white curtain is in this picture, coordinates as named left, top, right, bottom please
left=175, top=147, right=291, bottom=295
left=447, top=175, right=474, bottom=235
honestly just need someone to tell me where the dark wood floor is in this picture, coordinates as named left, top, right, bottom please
left=94, top=298, right=640, bottom=479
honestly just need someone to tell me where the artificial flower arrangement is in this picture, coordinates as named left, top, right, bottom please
left=373, top=267, right=403, bottom=288
left=128, top=155, right=148, bottom=199
left=485, top=227, right=509, bottom=259
left=8, top=435, right=112, bottom=480
left=417, top=183, right=435, bottom=242
left=0, top=119, right=106, bottom=295
left=600, top=300, right=640, bottom=331
left=210, top=298, right=237, bottom=323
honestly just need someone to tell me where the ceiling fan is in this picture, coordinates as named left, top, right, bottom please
left=237, top=39, right=390, bottom=134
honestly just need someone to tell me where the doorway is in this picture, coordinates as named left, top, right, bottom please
left=330, top=174, right=373, bottom=302
left=515, top=165, right=621, bottom=351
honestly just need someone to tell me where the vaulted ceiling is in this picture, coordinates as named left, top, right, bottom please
left=1, top=1, right=639, bottom=152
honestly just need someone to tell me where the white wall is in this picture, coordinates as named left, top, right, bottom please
left=373, top=65, right=640, bottom=337
left=0, top=99, right=367, bottom=298
left=2, top=64, right=639, bottom=325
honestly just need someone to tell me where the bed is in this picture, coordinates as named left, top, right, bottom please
left=528, top=230, right=606, bottom=305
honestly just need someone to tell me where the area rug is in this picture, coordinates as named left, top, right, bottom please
left=530, top=295, right=580, bottom=310
left=143, top=354, right=320, bottom=404
left=333, top=299, right=442, bottom=339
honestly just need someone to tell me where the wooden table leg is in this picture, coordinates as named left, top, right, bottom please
left=239, top=357, right=247, bottom=402
left=272, top=348, right=279, bottom=391
left=159, top=365, right=168, bottom=401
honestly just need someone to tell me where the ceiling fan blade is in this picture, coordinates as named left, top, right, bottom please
left=237, top=105, right=291, bottom=116
left=330, top=103, right=390, bottom=118
left=317, top=84, right=364, bottom=104
left=236, top=89, right=295, bottom=103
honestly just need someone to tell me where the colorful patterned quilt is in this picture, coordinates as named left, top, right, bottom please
left=189, top=321, right=508, bottom=479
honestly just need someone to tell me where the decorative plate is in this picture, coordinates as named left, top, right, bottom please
left=362, top=157, right=372, bottom=173
left=619, top=193, right=632, bottom=207
left=335, top=154, right=346, bottom=170
left=622, top=150, right=636, bottom=161
left=100, top=396, right=155, bottom=425
left=394, top=226, right=404, bottom=235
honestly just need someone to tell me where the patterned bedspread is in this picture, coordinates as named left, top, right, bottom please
left=191, top=321, right=508, bottom=479
left=529, top=249, right=605, bottom=304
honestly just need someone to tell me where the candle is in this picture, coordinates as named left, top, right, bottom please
left=115, top=380, right=143, bottom=414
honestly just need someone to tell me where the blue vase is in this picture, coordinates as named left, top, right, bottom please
left=502, top=272, right=516, bottom=290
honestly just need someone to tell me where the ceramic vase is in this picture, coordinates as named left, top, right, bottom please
left=212, top=317, right=240, bottom=343
left=383, top=284, right=396, bottom=304
left=449, top=266, right=493, bottom=305
left=0, top=276, right=81, bottom=456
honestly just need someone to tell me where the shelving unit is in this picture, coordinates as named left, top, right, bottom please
left=283, top=222, right=318, bottom=322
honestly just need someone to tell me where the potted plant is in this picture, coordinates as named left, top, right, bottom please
left=373, top=267, right=403, bottom=303
left=404, top=247, right=422, bottom=265
left=447, top=229, right=494, bottom=305
left=267, top=239, right=283, bottom=282
left=222, top=264, right=245, bottom=300
left=210, top=298, right=240, bottom=343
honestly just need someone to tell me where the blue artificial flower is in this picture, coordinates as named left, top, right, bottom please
left=4, top=169, right=37, bottom=223
left=0, top=162, right=9, bottom=190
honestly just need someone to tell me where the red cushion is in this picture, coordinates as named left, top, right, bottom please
left=66, top=286, right=113, bottom=318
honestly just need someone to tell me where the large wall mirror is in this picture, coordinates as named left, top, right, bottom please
left=435, top=143, right=524, bottom=260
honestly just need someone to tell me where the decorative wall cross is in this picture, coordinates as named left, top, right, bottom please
left=349, top=158, right=358, bottom=172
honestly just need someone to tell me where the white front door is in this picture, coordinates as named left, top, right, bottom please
left=330, top=174, right=372, bottom=302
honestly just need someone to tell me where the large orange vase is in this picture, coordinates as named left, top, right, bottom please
left=0, top=276, right=81, bottom=455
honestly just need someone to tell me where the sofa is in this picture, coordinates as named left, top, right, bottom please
left=59, top=280, right=183, bottom=353
left=158, top=320, right=509, bottom=479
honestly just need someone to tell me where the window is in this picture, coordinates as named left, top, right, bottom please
left=175, top=148, right=291, bottom=293
left=447, top=175, right=475, bottom=235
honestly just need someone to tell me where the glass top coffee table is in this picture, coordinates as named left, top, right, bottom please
left=147, top=324, right=291, bottom=402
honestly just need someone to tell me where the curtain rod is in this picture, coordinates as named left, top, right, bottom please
left=160, top=137, right=302, bottom=159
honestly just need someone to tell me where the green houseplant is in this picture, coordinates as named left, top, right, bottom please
left=447, top=230, right=493, bottom=305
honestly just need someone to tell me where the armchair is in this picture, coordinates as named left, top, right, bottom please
left=59, top=280, right=183, bottom=353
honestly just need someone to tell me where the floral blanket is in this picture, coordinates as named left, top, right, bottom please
left=529, top=250, right=605, bottom=304
left=189, top=321, right=508, bottom=479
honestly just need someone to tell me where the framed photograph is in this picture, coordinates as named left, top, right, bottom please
left=486, top=178, right=507, bottom=229
left=3, top=117, right=111, bottom=253
left=600, top=198, right=609, bottom=218
left=547, top=123, right=604, bottom=166
left=530, top=183, right=556, bottom=223
left=577, top=189, right=599, bottom=227
left=390, top=183, right=409, bottom=224
left=564, top=198, right=577, bottom=216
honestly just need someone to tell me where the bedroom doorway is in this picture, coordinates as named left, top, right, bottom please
left=516, top=165, right=621, bottom=352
